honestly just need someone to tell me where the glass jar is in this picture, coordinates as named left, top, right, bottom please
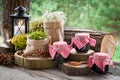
left=73, top=43, right=90, bottom=53
left=54, top=52, right=66, bottom=64
left=92, top=64, right=109, bottom=74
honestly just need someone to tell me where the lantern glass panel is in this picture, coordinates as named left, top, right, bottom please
left=14, top=19, right=25, bottom=36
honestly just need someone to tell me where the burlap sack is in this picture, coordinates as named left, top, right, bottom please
left=24, top=37, right=50, bottom=55
left=44, top=21, right=64, bottom=44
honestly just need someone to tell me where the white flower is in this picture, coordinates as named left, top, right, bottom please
left=42, top=11, right=66, bottom=23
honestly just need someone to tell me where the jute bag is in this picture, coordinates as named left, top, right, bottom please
left=44, top=21, right=64, bottom=44
left=24, top=37, right=50, bottom=55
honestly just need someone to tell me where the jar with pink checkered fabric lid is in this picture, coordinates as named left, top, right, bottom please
left=71, top=33, right=96, bottom=53
left=88, top=52, right=114, bottom=74
left=49, top=41, right=72, bottom=64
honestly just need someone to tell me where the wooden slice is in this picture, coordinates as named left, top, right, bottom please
left=100, top=33, right=116, bottom=58
left=60, top=61, right=90, bottom=76
left=68, top=49, right=94, bottom=61
left=14, top=53, right=24, bottom=67
left=24, top=57, right=56, bottom=69
left=14, top=52, right=56, bottom=69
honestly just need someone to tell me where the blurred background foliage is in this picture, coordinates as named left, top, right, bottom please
left=0, top=0, right=120, bottom=32
left=30, top=0, right=120, bottom=33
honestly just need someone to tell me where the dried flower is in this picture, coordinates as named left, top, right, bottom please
left=30, top=18, right=44, bottom=32
left=42, top=11, right=66, bottom=23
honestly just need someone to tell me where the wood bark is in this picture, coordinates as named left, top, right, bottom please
left=2, top=0, right=30, bottom=44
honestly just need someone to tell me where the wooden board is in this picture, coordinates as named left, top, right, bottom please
left=14, top=53, right=56, bottom=69
left=60, top=62, right=90, bottom=76
left=68, top=49, right=94, bottom=61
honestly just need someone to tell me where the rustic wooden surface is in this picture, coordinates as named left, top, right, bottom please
left=0, top=63, right=120, bottom=80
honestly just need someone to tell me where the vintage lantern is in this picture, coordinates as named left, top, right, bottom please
left=10, top=6, right=30, bottom=37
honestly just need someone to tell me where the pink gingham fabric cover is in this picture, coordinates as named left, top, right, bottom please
left=71, top=33, right=96, bottom=49
left=88, top=52, right=114, bottom=71
left=49, top=41, right=72, bottom=59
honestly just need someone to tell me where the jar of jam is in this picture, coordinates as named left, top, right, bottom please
left=54, top=52, right=66, bottom=64
left=71, top=33, right=96, bottom=53
left=73, top=43, right=90, bottom=53
left=89, top=52, right=114, bottom=74
left=49, top=41, right=72, bottom=64
left=92, top=64, right=109, bottom=74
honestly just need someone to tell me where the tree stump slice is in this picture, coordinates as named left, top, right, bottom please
left=100, top=34, right=116, bottom=58
left=68, top=49, right=94, bottom=61
left=23, top=57, right=56, bottom=69
left=14, top=53, right=24, bottom=67
left=60, top=62, right=90, bottom=76
left=14, top=53, right=56, bottom=69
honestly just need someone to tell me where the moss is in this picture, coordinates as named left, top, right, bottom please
left=28, top=30, right=47, bottom=40
left=11, top=34, right=27, bottom=49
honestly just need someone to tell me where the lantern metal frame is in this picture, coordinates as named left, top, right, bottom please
left=10, top=6, right=30, bottom=37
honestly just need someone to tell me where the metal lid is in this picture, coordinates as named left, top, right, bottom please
left=10, top=6, right=30, bottom=19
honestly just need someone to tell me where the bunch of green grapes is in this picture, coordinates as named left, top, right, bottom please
left=28, top=30, right=47, bottom=40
